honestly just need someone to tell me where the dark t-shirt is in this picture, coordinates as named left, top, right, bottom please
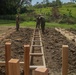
left=36, top=17, right=41, bottom=25
left=40, top=16, right=45, bottom=25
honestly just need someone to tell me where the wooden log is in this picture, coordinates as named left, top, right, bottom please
left=34, top=67, right=48, bottom=75
left=34, top=35, right=39, bottom=36
left=30, top=53, right=43, bottom=56
left=34, top=36, right=40, bottom=38
left=8, top=59, right=20, bottom=75
left=39, top=31, right=46, bottom=67
left=32, top=45, right=42, bottom=47
left=33, top=40, right=41, bottom=42
left=5, top=42, right=11, bottom=75
left=65, top=31, right=69, bottom=33
left=62, top=45, right=68, bottom=75
left=24, top=45, right=30, bottom=75
left=0, top=61, right=45, bottom=69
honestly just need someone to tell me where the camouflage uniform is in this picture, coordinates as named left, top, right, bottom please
left=40, top=16, right=45, bottom=34
left=16, top=15, right=19, bottom=31
left=36, top=15, right=45, bottom=34
left=36, top=15, right=41, bottom=29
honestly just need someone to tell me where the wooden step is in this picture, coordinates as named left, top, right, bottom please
left=32, top=45, right=42, bottom=47
left=34, top=36, right=40, bottom=38
left=30, top=53, right=43, bottom=56
left=34, top=35, right=39, bottom=36
left=30, top=66, right=45, bottom=69
left=33, top=40, right=41, bottom=42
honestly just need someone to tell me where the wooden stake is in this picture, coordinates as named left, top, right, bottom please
left=5, top=42, right=11, bottom=75
left=62, top=45, right=68, bottom=75
left=24, top=45, right=30, bottom=75
left=34, top=67, right=48, bottom=75
left=8, top=59, right=20, bottom=75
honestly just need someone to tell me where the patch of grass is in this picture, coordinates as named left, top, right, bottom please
left=46, top=22, right=76, bottom=29
left=20, top=21, right=36, bottom=28
left=34, top=7, right=51, bottom=15
left=0, top=20, right=15, bottom=26
left=0, top=20, right=36, bottom=27
left=33, top=4, right=76, bottom=18
left=0, top=20, right=76, bottom=29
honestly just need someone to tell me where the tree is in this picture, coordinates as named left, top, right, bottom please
left=52, top=1, right=57, bottom=6
left=0, top=0, right=31, bottom=15
left=46, top=0, right=49, bottom=3
left=51, top=6, right=60, bottom=20
left=51, top=0, right=62, bottom=7
left=71, top=0, right=76, bottom=2
left=0, top=0, right=7, bottom=15
left=56, top=0, right=62, bottom=7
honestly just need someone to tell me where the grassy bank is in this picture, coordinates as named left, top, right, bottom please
left=0, top=20, right=76, bottom=29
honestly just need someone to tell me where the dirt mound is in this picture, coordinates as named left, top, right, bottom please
left=0, top=28, right=33, bottom=75
left=42, top=28, right=76, bottom=75
left=67, top=28, right=76, bottom=35
left=0, top=28, right=76, bottom=75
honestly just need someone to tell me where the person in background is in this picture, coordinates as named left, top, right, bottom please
left=16, top=14, right=19, bottom=31
left=40, top=15, right=45, bottom=34
left=36, top=14, right=41, bottom=29
left=36, top=14, right=45, bottom=34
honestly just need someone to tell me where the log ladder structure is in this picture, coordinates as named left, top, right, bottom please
left=0, top=29, right=48, bottom=75
left=0, top=28, right=70, bottom=75
left=29, top=29, right=48, bottom=75
left=30, top=29, right=46, bottom=69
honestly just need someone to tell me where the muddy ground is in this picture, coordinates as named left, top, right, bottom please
left=0, top=27, right=76, bottom=75
left=42, top=28, right=76, bottom=75
left=67, top=28, right=76, bottom=35
left=0, top=28, right=33, bottom=75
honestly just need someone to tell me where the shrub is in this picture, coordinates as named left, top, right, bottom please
left=0, top=15, right=16, bottom=20
left=20, top=7, right=28, bottom=14
left=59, top=17, right=76, bottom=24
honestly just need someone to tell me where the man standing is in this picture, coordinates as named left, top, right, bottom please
left=16, top=14, right=19, bottom=31
left=40, top=16, right=45, bottom=34
left=36, top=14, right=45, bottom=34
left=36, top=14, right=41, bottom=29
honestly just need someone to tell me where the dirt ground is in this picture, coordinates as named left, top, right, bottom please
left=0, top=27, right=33, bottom=75
left=0, top=26, right=15, bottom=35
left=0, top=27, right=76, bottom=75
left=67, top=28, right=76, bottom=35
left=42, top=28, right=76, bottom=75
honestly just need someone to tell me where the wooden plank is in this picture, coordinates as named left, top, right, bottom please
left=8, top=59, right=20, bottom=75
left=30, top=32, right=35, bottom=63
left=55, top=28, right=76, bottom=45
left=24, top=45, right=30, bottom=75
left=34, top=36, right=40, bottom=38
left=62, top=45, right=68, bottom=75
left=30, top=66, right=45, bottom=69
left=30, top=53, right=43, bottom=56
left=34, top=34, right=39, bottom=35
left=34, top=67, right=48, bottom=75
left=0, top=61, right=5, bottom=66
left=5, top=42, right=11, bottom=75
left=39, top=31, right=46, bottom=67
left=33, top=40, right=42, bottom=42
left=32, top=45, right=42, bottom=47
left=0, top=61, right=45, bottom=69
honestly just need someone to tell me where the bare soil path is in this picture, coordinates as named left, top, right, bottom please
left=0, top=27, right=76, bottom=75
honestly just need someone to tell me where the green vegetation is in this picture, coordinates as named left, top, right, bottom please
left=60, top=4, right=76, bottom=18
left=0, top=20, right=15, bottom=26
left=46, top=22, right=76, bottom=29
left=0, top=0, right=29, bottom=15
left=0, top=20, right=76, bottom=29
left=0, top=0, right=76, bottom=29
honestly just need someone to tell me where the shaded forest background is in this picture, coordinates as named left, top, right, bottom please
left=0, top=0, right=76, bottom=24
